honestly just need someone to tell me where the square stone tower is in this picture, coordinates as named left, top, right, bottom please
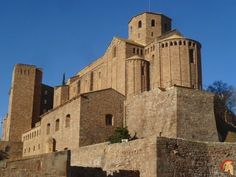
left=4, top=64, right=43, bottom=142
left=128, top=12, right=172, bottom=45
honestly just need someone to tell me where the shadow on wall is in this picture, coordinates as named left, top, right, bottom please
left=213, top=96, right=236, bottom=142
left=68, top=166, right=140, bottom=177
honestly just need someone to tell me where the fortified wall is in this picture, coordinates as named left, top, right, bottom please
left=1, top=11, right=234, bottom=177
left=72, top=137, right=236, bottom=177
left=125, top=86, right=218, bottom=142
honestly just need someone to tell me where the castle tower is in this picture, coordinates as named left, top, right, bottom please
left=128, top=12, right=172, bottom=45
left=148, top=32, right=202, bottom=90
left=6, top=64, right=42, bottom=142
left=126, top=56, right=150, bottom=97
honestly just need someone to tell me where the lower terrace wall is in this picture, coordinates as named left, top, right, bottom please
left=72, top=137, right=236, bottom=177
left=0, top=151, right=69, bottom=177
left=157, top=138, right=236, bottom=177
left=72, top=137, right=157, bottom=177
left=0, top=141, right=22, bottom=161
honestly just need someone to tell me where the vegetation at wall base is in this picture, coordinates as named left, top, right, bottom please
left=108, top=127, right=131, bottom=144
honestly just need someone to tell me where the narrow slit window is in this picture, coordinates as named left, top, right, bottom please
left=189, top=49, right=194, bottom=63
left=105, top=114, right=113, bottom=126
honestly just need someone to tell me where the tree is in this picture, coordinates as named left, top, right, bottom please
left=108, top=127, right=131, bottom=144
left=0, top=150, right=8, bottom=161
left=207, top=81, right=236, bottom=141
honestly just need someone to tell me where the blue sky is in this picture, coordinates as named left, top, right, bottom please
left=0, top=0, right=236, bottom=135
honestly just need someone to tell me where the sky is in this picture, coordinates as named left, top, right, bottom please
left=0, top=0, right=236, bottom=135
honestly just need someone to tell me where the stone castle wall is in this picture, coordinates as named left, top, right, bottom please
left=72, top=137, right=157, bottom=177
left=79, top=89, right=125, bottom=146
left=125, top=86, right=218, bottom=142
left=3, top=137, right=236, bottom=177
left=0, top=151, right=69, bottom=177
left=0, top=141, right=22, bottom=161
left=156, top=138, right=236, bottom=177
left=22, top=89, right=125, bottom=157
left=72, top=137, right=236, bottom=177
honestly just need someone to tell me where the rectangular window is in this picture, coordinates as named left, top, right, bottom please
left=189, top=49, right=194, bottom=63
left=77, top=80, right=81, bottom=94
left=90, top=72, right=94, bottom=91
left=105, top=114, right=113, bottom=126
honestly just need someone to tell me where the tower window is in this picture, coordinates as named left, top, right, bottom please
left=105, top=114, right=113, bottom=126
left=65, top=114, right=71, bottom=128
left=77, top=80, right=81, bottom=94
left=151, top=32, right=154, bottom=37
left=90, top=72, right=94, bottom=91
left=189, top=49, right=194, bottom=63
left=151, top=19, right=155, bottom=27
left=140, top=49, right=143, bottom=55
left=133, top=48, right=135, bottom=54
left=141, top=66, right=145, bottom=76
left=138, top=21, right=142, bottom=28
left=55, top=119, right=60, bottom=131
left=137, top=48, right=140, bottom=55
left=113, top=47, right=117, bottom=58
left=47, top=123, right=50, bottom=135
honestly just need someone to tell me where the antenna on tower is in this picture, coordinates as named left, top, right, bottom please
left=62, top=73, right=66, bottom=85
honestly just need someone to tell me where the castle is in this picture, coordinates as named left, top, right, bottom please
left=0, top=12, right=235, bottom=177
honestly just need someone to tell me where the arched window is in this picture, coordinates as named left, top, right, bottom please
left=65, top=114, right=70, bottom=128
left=138, top=21, right=142, bottom=28
left=152, top=55, right=155, bottom=60
left=151, top=19, right=155, bottom=27
left=113, top=47, right=117, bottom=58
left=46, top=123, right=50, bottom=135
left=55, top=119, right=60, bottom=131
left=105, top=114, right=113, bottom=126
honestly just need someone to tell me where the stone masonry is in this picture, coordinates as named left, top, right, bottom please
left=0, top=11, right=233, bottom=177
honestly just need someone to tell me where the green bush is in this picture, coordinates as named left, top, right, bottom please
left=108, top=127, right=131, bottom=144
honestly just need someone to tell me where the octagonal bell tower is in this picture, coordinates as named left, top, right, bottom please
left=128, top=12, right=172, bottom=45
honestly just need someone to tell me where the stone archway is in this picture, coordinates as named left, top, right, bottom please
left=46, top=138, right=56, bottom=153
